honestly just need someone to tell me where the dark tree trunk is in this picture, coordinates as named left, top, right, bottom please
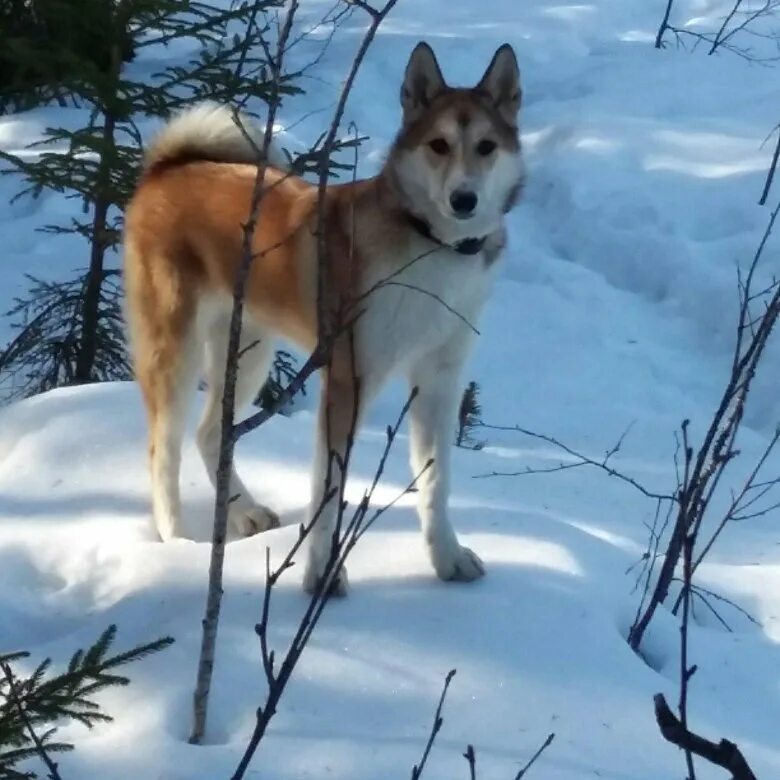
left=74, top=31, right=120, bottom=385
left=74, top=111, right=115, bottom=384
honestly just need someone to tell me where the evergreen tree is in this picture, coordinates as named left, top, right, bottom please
left=0, top=625, right=173, bottom=779
left=455, top=381, right=485, bottom=449
left=256, top=350, right=308, bottom=414
left=0, top=0, right=296, bottom=401
left=0, top=273, right=127, bottom=396
left=0, top=0, right=136, bottom=113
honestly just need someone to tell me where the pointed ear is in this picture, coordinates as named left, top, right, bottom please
left=400, top=42, right=447, bottom=123
left=477, top=44, right=521, bottom=124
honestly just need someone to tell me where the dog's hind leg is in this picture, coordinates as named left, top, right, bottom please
left=196, top=314, right=279, bottom=537
left=129, top=263, right=200, bottom=542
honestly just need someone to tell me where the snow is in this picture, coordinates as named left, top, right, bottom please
left=2, top=1, right=780, bottom=778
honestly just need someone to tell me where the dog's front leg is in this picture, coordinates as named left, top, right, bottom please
left=409, top=348, right=485, bottom=582
left=302, top=368, right=362, bottom=596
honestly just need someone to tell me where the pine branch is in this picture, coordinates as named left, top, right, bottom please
left=456, top=382, right=486, bottom=449
left=0, top=272, right=131, bottom=402
left=0, top=627, right=172, bottom=779
left=0, top=662, right=65, bottom=780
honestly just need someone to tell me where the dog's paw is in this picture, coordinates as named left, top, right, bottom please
left=153, top=514, right=181, bottom=543
left=230, top=503, right=280, bottom=537
left=302, top=557, right=349, bottom=597
left=431, top=543, right=485, bottom=582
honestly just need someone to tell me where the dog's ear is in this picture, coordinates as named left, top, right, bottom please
left=401, top=42, right=446, bottom=123
left=477, top=44, right=521, bottom=124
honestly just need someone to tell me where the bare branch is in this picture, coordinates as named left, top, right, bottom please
left=759, top=123, right=780, bottom=205
left=673, top=579, right=761, bottom=631
left=346, top=0, right=382, bottom=20
left=630, top=197, right=780, bottom=652
left=233, top=350, right=325, bottom=439
left=717, top=1, right=780, bottom=52
left=655, top=0, right=780, bottom=63
left=231, top=388, right=426, bottom=779
left=514, top=733, right=556, bottom=779
left=378, top=281, right=480, bottom=335
left=654, top=694, right=758, bottom=780
left=411, top=670, right=457, bottom=780
left=678, top=531, right=697, bottom=779
left=474, top=423, right=672, bottom=502
left=189, top=1, right=302, bottom=745
left=463, top=745, right=477, bottom=780
left=312, top=0, right=401, bottom=346
left=655, top=0, right=676, bottom=48
left=691, top=426, right=780, bottom=574
left=709, top=0, right=746, bottom=53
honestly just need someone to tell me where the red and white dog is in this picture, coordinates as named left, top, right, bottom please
left=124, top=42, right=523, bottom=593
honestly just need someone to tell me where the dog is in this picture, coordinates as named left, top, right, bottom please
left=123, top=41, right=523, bottom=594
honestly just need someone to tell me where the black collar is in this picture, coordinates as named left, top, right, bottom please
left=404, top=212, right=487, bottom=256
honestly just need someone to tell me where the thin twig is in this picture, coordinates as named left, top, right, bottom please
left=378, top=281, right=480, bottom=335
left=411, top=670, right=457, bottom=780
left=463, top=745, right=477, bottom=780
left=717, top=1, right=779, bottom=52
left=759, top=124, right=780, bottom=205
left=678, top=532, right=697, bottom=779
left=709, top=0, right=745, bottom=54
left=691, top=427, right=780, bottom=574
left=231, top=389, right=425, bottom=779
left=673, top=579, right=760, bottom=629
left=514, top=733, right=555, bottom=779
left=656, top=0, right=676, bottom=48
left=630, top=198, right=780, bottom=652
left=474, top=423, right=671, bottom=502
left=312, top=0, right=401, bottom=347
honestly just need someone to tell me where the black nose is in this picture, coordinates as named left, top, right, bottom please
left=450, top=190, right=478, bottom=216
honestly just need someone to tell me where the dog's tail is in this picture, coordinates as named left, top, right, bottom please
left=142, top=101, right=288, bottom=174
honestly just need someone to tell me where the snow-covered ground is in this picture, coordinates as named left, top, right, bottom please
left=2, top=1, right=780, bottom=777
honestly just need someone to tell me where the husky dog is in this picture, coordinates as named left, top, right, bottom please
left=123, top=42, right=523, bottom=594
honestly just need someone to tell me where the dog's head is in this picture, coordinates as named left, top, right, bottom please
left=390, top=42, right=523, bottom=244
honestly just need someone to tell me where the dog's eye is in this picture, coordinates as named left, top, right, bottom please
left=476, top=139, right=497, bottom=156
left=428, top=138, right=450, bottom=155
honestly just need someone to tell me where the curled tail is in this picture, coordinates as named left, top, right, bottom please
left=142, top=101, right=288, bottom=174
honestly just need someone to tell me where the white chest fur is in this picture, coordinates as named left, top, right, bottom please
left=357, top=240, right=497, bottom=381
